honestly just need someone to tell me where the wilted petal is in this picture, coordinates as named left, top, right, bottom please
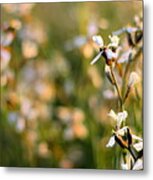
left=106, top=136, right=115, bottom=148
left=132, top=159, right=143, bottom=170
left=92, top=35, right=104, bottom=47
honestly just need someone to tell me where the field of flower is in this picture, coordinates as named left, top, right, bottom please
left=0, top=1, right=143, bottom=169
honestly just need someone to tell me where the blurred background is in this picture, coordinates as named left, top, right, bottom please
left=1, top=1, right=142, bottom=169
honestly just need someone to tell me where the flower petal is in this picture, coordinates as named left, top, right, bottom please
left=108, top=35, right=120, bottom=48
left=106, top=136, right=115, bottom=148
left=108, top=109, right=117, bottom=120
left=132, top=134, right=143, bottom=141
left=117, top=111, right=128, bottom=127
left=133, top=142, right=143, bottom=152
left=92, top=35, right=104, bottom=47
left=90, top=51, right=102, bottom=65
left=132, top=159, right=143, bottom=170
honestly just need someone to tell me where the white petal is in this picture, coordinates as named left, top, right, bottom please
left=108, top=109, right=117, bottom=120
left=90, top=51, right=102, bottom=65
left=117, top=126, right=128, bottom=136
left=106, top=136, right=115, bottom=148
left=108, top=35, right=120, bottom=47
left=117, top=111, right=128, bottom=127
left=105, top=48, right=117, bottom=60
left=112, top=28, right=125, bottom=36
left=132, top=134, right=143, bottom=141
left=126, top=27, right=138, bottom=33
left=92, top=35, right=104, bottom=47
left=133, top=159, right=143, bottom=170
left=133, top=142, right=143, bottom=152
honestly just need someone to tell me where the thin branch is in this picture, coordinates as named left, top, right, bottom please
left=110, top=65, right=123, bottom=111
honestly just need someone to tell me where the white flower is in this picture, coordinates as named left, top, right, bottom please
left=128, top=72, right=140, bottom=87
left=106, top=135, right=115, bottom=148
left=92, top=35, right=104, bottom=47
left=108, top=35, right=120, bottom=48
left=108, top=109, right=128, bottom=127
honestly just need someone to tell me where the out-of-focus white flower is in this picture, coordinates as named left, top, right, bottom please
left=65, top=36, right=87, bottom=51
left=128, top=72, right=140, bottom=87
left=103, top=89, right=117, bottom=99
left=22, top=40, right=38, bottom=59
left=132, top=158, right=143, bottom=170
left=1, top=47, right=11, bottom=71
left=108, top=35, right=120, bottom=48
left=108, top=109, right=128, bottom=127
left=92, top=35, right=104, bottom=47
left=106, top=135, right=115, bottom=148
left=87, top=21, right=98, bottom=37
